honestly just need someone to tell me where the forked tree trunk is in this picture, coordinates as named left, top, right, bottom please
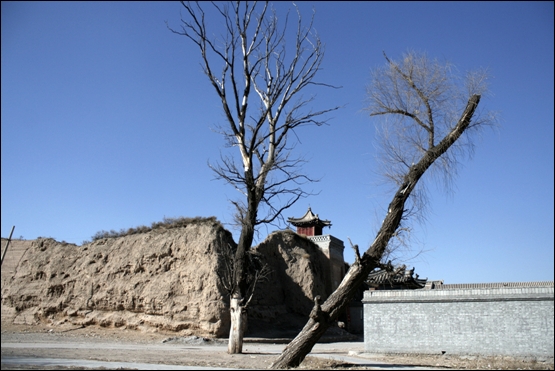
left=271, top=95, right=481, bottom=369
left=228, top=296, right=247, bottom=354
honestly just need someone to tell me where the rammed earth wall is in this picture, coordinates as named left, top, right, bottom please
left=362, top=283, right=554, bottom=357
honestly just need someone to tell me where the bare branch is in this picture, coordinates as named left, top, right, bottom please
left=216, top=243, right=237, bottom=295
left=242, top=261, right=271, bottom=308
left=347, top=237, right=361, bottom=263
left=366, top=51, right=497, bottom=235
left=171, top=1, right=339, bottom=231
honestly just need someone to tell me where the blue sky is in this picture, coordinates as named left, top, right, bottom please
left=2, top=1, right=553, bottom=284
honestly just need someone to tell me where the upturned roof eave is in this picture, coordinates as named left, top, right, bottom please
left=287, top=207, right=331, bottom=227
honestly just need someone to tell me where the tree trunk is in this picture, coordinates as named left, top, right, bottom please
left=228, top=296, right=247, bottom=354
left=271, top=95, right=481, bottom=369
left=227, top=185, right=257, bottom=354
left=270, top=318, right=327, bottom=368
left=270, top=258, right=375, bottom=368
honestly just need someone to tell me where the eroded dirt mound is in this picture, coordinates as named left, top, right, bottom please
left=1, top=223, right=333, bottom=338
left=1, top=218, right=234, bottom=337
left=248, top=230, right=330, bottom=336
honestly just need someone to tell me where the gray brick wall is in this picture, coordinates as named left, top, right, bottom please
left=363, top=284, right=554, bottom=357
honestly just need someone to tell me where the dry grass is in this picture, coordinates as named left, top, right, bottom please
left=88, top=216, right=220, bottom=243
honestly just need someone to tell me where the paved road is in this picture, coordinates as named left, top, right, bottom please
left=1, top=356, right=233, bottom=370
left=1, top=340, right=438, bottom=370
left=1, top=355, right=437, bottom=370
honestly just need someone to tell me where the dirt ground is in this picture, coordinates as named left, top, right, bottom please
left=1, top=322, right=553, bottom=370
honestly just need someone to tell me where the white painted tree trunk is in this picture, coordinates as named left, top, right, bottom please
left=228, top=297, right=246, bottom=354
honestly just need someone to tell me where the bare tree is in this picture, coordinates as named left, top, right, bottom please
left=168, top=1, right=339, bottom=354
left=270, top=51, right=497, bottom=368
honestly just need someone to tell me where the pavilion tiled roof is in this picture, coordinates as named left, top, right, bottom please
left=288, top=207, right=331, bottom=227
left=366, top=265, right=428, bottom=290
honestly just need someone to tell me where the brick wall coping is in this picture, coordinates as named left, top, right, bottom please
left=308, top=234, right=343, bottom=245
left=363, top=284, right=554, bottom=303
left=438, top=281, right=553, bottom=289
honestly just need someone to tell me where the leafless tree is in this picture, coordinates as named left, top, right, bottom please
left=271, top=51, right=497, bottom=368
left=168, top=1, right=339, bottom=354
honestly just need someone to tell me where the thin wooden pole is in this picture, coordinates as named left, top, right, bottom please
left=1, top=225, right=15, bottom=266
